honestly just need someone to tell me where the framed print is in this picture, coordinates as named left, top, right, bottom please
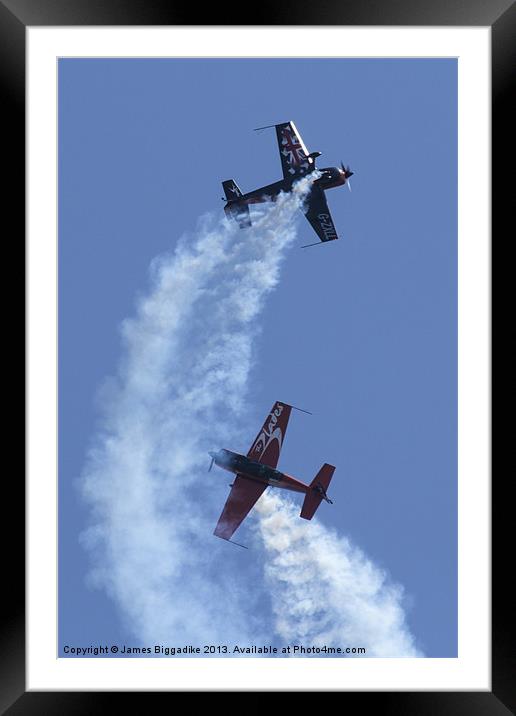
left=7, top=0, right=513, bottom=710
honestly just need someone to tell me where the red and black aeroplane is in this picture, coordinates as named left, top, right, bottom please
left=210, top=401, right=335, bottom=545
left=222, top=121, right=353, bottom=247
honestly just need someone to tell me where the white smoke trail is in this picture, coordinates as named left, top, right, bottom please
left=80, top=180, right=312, bottom=647
left=254, top=493, right=422, bottom=656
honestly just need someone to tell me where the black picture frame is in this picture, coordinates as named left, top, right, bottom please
left=8, top=0, right=513, bottom=711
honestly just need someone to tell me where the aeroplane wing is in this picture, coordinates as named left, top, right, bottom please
left=304, top=185, right=339, bottom=243
left=213, top=475, right=267, bottom=540
left=247, top=401, right=292, bottom=468
left=275, top=122, right=312, bottom=179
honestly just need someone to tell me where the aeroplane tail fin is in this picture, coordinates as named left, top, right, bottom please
left=300, top=463, right=335, bottom=520
left=222, top=179, right=243, bottom=201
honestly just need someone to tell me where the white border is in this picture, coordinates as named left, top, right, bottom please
left=27, top=27, right=490, bottom=691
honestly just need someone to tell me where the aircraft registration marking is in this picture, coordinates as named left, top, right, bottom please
left=318, top=213, right=337, bottom=240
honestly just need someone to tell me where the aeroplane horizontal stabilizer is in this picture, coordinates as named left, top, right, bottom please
left=300, top=463, right=335, bottom=520
left=224, top=201, right=251, bottom=229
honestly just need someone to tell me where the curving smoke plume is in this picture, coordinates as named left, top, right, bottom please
left=254, top=493, right=422, bottom=656
left=79, top=178, right=421, bottom=656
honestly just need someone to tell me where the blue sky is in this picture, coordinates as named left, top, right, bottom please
left=58, top=58, right=457, bottom=657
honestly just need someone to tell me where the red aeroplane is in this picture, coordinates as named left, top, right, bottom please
left=210, top=401, right=335, bottom=545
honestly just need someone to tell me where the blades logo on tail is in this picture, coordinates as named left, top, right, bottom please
left=250, top=403, right=285, bottom=457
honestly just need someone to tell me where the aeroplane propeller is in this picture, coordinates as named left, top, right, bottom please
left=340, top=162, right=353, bottom=191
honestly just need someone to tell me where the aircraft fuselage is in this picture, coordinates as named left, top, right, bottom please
left=209, top=448, right=308, bottom=494
left=237, top=167, right=347, bottom=207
